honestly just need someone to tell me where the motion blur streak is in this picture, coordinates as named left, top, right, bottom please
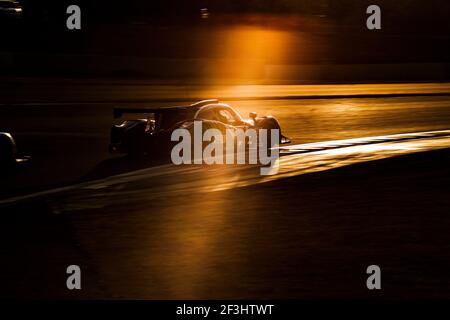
left=263, top=134, right=450, bottom=184
left=2, top=82, right=450, bottom=104
left=1, top=130, right=450, bottom=211
left=199, top=83, right=450, bottom=101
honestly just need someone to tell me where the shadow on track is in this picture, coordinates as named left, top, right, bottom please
left=81, top=154, right=171, bottom=182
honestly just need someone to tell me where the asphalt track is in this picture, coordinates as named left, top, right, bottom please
left=1, top=82, right=450, bottom=299
left=2, top=130, right=450, bottom=299
left=2, top=86, right=450, bottom=197
left=1, top=129, right=450, bottom=209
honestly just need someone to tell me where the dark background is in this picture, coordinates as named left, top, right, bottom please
left=1, top=0, right=450, bottom=79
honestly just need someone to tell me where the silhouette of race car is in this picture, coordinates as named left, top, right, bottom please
left=0, top=132, right=29, bottom=169
left=109, top=99, right=290, bottom=156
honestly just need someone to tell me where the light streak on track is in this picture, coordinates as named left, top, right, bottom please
left=1, top=130, right=450, bottom=211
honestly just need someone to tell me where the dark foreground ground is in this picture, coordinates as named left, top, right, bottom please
left=1, top=148, right=449, bottom=299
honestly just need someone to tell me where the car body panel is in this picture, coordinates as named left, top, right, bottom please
left=109, top=100, right=290, bottom=156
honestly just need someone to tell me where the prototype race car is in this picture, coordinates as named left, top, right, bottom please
left=109, top=99, right=290, bottom=157
left=0, top=132, right=29, bottom=169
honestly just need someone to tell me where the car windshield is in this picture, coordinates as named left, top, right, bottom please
left=218, top=109, right=238, bottom=124
left=196, top=106, right=242, bottom=125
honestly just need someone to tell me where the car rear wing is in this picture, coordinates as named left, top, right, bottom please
left=113, top=99, right=219, bottom=118
left=114, top=107, right=159, bottom=119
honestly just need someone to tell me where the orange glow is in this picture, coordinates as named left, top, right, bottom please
left=210, top=26, right=292, bottom=81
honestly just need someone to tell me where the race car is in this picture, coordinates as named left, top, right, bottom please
left=0, top=132, right=29, bottom=169
left=109, top=99, right=290, bottom=156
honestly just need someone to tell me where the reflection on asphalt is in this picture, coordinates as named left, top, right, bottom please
left=1, top=130, right=450, bottom=211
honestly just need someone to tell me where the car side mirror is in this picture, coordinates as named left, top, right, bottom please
left=249, top=112, right=257, bottom=120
